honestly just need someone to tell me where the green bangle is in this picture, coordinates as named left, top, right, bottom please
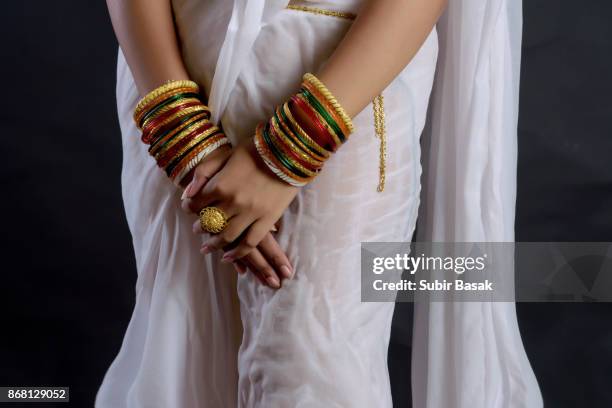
left=300, top=87, right=346, bottom=142
left=139, top=92, right=201, bottom=128
left=261, top=122, right=309, bottom=179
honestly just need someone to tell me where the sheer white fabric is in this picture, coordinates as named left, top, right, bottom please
left=96, top=0, right=541, bottom=407
left=414, top=1, right=542, bottom=407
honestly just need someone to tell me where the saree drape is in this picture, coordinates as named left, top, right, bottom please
left=96, top=0, right=542, bottom=407
left=414, top=1, right=542, bottom=407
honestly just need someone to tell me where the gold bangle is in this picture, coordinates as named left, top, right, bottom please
left=160, top=125, right=221, bottom=167
left=302, top=80, right=351, bottom=138
left=143, top=104, right=208, bottom=143
left=254, top=124, right=309, bottom=186
left=303, top=73, right=354, bottom=134
left=281, top=102, right=331, bottom=159
left=134, top=80, right=199, bottom=120
left=149, top=112, right=207, bottom=154
left=295, top=93, right=343, bottom=148
left=170, top=133, right=228, bottom=181
left=140, top=98, right=206, bottom=129
left=269, top=116, right=324, bottom=168
left=153, top=119, right=211, bottom=161
left=265, top=123, right=319, bottom=178
left=275, top=105, right=328, bottom=162
left=134, top=87, right=201, bottom=125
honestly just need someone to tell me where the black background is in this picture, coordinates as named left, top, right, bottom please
left=1, top=1, right=611, bottom=407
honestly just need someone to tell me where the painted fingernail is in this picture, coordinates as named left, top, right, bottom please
left=201, top=245, right=211, bottom=254
left=267, top=276, right=280, bottom=288
left=185, top=177, right=197, bottom=198
left=280, top=265, right=293, bottom=279
left=222, top=253, right=234, bottom=263
left=181, top=185, right=190, bottom=200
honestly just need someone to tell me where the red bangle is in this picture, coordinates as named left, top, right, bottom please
left=290, top=95, right=338, bottom=153
left=267, top=117, right=321, bottom=172
left=156, top=121, right=214, bottom=168
left=141, top=101, right=205, bottom=143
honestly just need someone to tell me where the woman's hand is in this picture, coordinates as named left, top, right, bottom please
left=182, top=142, right=296, bottom=288
left=182, top=137, right=299, bottom=263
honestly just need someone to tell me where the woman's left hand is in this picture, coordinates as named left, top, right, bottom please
left=182, top=138, right=299, bottom=262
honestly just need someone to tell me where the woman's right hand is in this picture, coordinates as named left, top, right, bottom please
left=182, top=147, right=294, bottom=289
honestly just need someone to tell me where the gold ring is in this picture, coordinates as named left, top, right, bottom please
left=199, top=207, right=228, bottom=234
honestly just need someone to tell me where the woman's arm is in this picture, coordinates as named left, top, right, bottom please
left=107, top=0, right=293, bottom=288
left=106, top=0, right=189, bottom=95
left=185, top=0, right=447, bottom=261
left=318, top=0, right=447, bottom=117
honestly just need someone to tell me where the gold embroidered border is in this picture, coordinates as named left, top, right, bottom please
left=286, top=5, right=356, bottom=20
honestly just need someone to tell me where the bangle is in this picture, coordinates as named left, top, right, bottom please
left=132, top=80, right=230, bottom=184
left=171, top=134, right=230, bottom=184
left=148, top=112, right=207, bottom=154
left=279, top=103, right=330, bottom=160
left=137, top=92, right=202, bottom=128
left=301, top=80, right=351, bottom=138
left=291, top=95, right=339, bottom=152
left=134, top=80, right=199, bottom=121
left=299, top=87, right=345, bottom=142
left=267, top=119, right=321, bottom=176
left=254, top=124, right=309, bottom=187
left=142, top=103, right=207, bottom=144
left=252, top=72, right=355, bottom=187
left=162, top=125, right=221, bottom=172
left=302, top=73, right=354, bottom=133
left=270, top=114, right=324, bottom=169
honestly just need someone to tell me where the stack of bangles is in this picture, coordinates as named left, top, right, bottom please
left=253, top=72, right=355, bottom=187
left=133, top=80, right=230, bottom=186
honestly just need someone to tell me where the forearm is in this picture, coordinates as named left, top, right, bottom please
left=106, top=0, right=189, bottom=95
left=317, top=0, right=447, bottom=117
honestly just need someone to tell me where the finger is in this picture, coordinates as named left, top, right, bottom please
left=243, top=248, right=281, bottom=289
left=182, top=183, right=219, bottom=213
left=257, top=233, right=293, bottom=280
left=182, top=173, right=230, bottom=213
left=242, top=258, right=269, bottom=286
left=232, top=260, right=247, bottom=275
left=223, top=218, right=273, bottom=261
left=182, top=145, right=232, bottom=199
left=200, top=213, right=256, bottom=253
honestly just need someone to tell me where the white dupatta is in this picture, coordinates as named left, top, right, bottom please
left=208, top=0, right=543, bottom=406
left=414, top=1, right=542, bottom=407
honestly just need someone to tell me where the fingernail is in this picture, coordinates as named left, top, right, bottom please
left=181, top=185, right=190, bottom=200
left=267, top=276, right=280, bottom=288
left=222, top=253, right=234, bottom=263
left=280, top=265, right=293, bottom=279
left=186, top=177, right=199, bottom=198
left=270, top=225, right=278, bottom=232
left=201, top=245, right=211, bottom=254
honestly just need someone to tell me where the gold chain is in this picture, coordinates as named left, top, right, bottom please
left=286, top=5, right=357, bottom=20
left=373, top=94, right=387, bottom=192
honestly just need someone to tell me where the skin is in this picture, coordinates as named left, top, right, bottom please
left=184, top=0, right=446, bottom=260
left=107, top=0, right=292, bottom=288
left=107, top=0, right=447, bottom=289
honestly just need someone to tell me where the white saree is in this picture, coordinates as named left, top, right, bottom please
left=96, top=0, right=542, bottom=407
